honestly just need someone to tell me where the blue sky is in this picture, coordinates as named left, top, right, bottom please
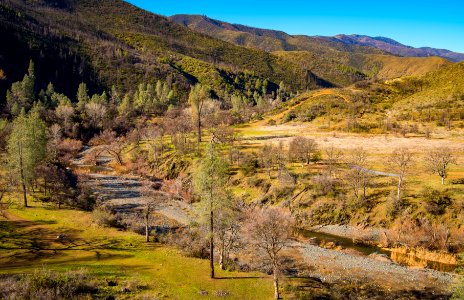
left=125, top=1, right=464, bottom=53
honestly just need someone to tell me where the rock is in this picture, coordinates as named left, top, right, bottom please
left=368, top=252, right=393, bottom=263
left=198, top=290, right=208, bottom=296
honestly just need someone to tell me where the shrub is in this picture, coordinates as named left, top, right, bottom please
left=306, top=199, right=349, bottom=226
left=283, top=110, right=296, bottom=123
left=92, top=206, right=122, bottom=228
left=450, top=178, right=464, bottom=185
left=386, top=191, right=404, bottom=219
left=421, top=187, right=452, bottom=215
left=240, top=155, right=259, bottom=176
left=0, top=268, right=97, bottom=300
left=313, top=174, right=336, bottom=196
left=388, top=217, right=450, bottom=250
left=73, top=181, right=96, bottom=211
left=160, top=227, right=209, bottom=259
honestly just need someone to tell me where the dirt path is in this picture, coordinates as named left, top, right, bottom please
left=73, top=148, right=191, bottom=226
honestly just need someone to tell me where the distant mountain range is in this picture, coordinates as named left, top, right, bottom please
left=326, top=35, right=464, bottom=62
left=170, top=15, right=464, bottom=62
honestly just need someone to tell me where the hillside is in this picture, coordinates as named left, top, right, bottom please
left=394, top=62, right=464, bottom=110
left=169, top=14, right=386, bottom=55
left=0, top=0, right=309, bottom=104
left=274, top=51, right=452, bottom=86
left=170, top=15, right=464, bottom=63
left=325, top=35, right=464, bottom=62
left=170, top=14, right=453, bottom=86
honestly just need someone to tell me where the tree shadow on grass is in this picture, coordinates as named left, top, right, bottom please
left=0, top=218, right=143, bottom=267
left=215, top=276, right=267, bottom=280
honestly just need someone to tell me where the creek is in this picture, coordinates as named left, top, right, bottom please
left=298, top=229, right=457, bottom=273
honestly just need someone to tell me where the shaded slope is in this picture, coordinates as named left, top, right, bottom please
left=0, top=0, right=308, bottom=103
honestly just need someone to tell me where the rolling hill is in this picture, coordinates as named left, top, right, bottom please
left=170, top=14, right=454, bottom=87
left=169, top=14, right=386, bottom=55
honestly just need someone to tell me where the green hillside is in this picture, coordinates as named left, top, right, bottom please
left=170, top=15, right=453, bottom=87
left=0, top=0, right=309, bottom=103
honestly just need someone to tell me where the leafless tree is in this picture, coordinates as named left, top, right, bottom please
left=57, top=138, right=83, bottom=166
left=324, top=145, right=343, bottom=177
left=85, top=102, right=107, bottom=128
left=141, top=125, right=166, bottom=164
left=244, top=207, right=293, bottom=300
left=188, top=84, right=210, bottom=143
left=424, top=147, right=457, bottom=185
left=388, top=147, right=414, bottom=201
left=47, top=124, right=62, bottom=161
left=345, top=147, right=370, bottom=201
left=215, top=200, right=243, bottom=270
left=211, top=124, right=241, bottom=165
left=140, top=183, right=163, bottom=242
left=89, top=129, right=126, bottom=165
left=164, top=110, right=194, bottom=154
left=55, top=104, right=75, bottom=131
left=260, top=143, right=276, bottom=179
left=288, top=136, right=317, bottom=166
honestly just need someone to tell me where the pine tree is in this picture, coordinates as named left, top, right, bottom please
left=193, top=144, right=230, bottom=278
left=7, top=109, right=47, bottom=207
left=76, top=82, right=89, bottom=112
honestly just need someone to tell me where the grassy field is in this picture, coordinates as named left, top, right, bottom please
left=0, top=202, right=274, bottom=299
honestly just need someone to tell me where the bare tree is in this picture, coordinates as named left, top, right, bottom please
left=324, top=146, right=343, bottom=177
left=215, top=200, right=243, bottom=270
left=425, top=147, right=457, bottom=185
left=142, top=125, right=166, bottom=164
left=55, top=103, right=75, bottom=131
left=345, top=147, right=370, bottom=201
left=388, top=148, right=414, bottom=201
left=140, top=183, right=162, bottom=242
left=211, top=124, right=241, bottom=165
left=164, top=110, right=194, bottom=154
left=85, top=102, right=107, bottom=128
left=47, top=124, right=62, bottom=161
left=89, top=130, right=126, bottom=165
left=189, top=84, right=210, bottom=143
left=244, top=207, right=293, bottom=300
left=288, top=136, right=317, bottom=166
left=260, top=144, right=276, bottom=179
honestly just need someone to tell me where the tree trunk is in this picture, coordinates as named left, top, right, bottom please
left=210, top=209, right=214, bottom=278
left=21, top=177, right=27, bottom=208
left=197, top=114, right=202, bottom=143
left=19, top=144, right=28, bottom=208
left=219, top=248, right=224, bottom=270
left=441, top=176, right=445, bottom=185
left=363, top=179, right=367, bottom=200
left=273, top=263, right=279, bottom=299
left=145, top=214, right=149, bottom=242
left=397, top=178, right=402, bottom=201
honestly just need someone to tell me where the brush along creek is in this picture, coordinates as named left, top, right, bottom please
left=74, top=146, right=459, bottom=296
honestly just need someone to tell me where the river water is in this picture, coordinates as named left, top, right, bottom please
left=298, top=229, right=457, bottom=273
